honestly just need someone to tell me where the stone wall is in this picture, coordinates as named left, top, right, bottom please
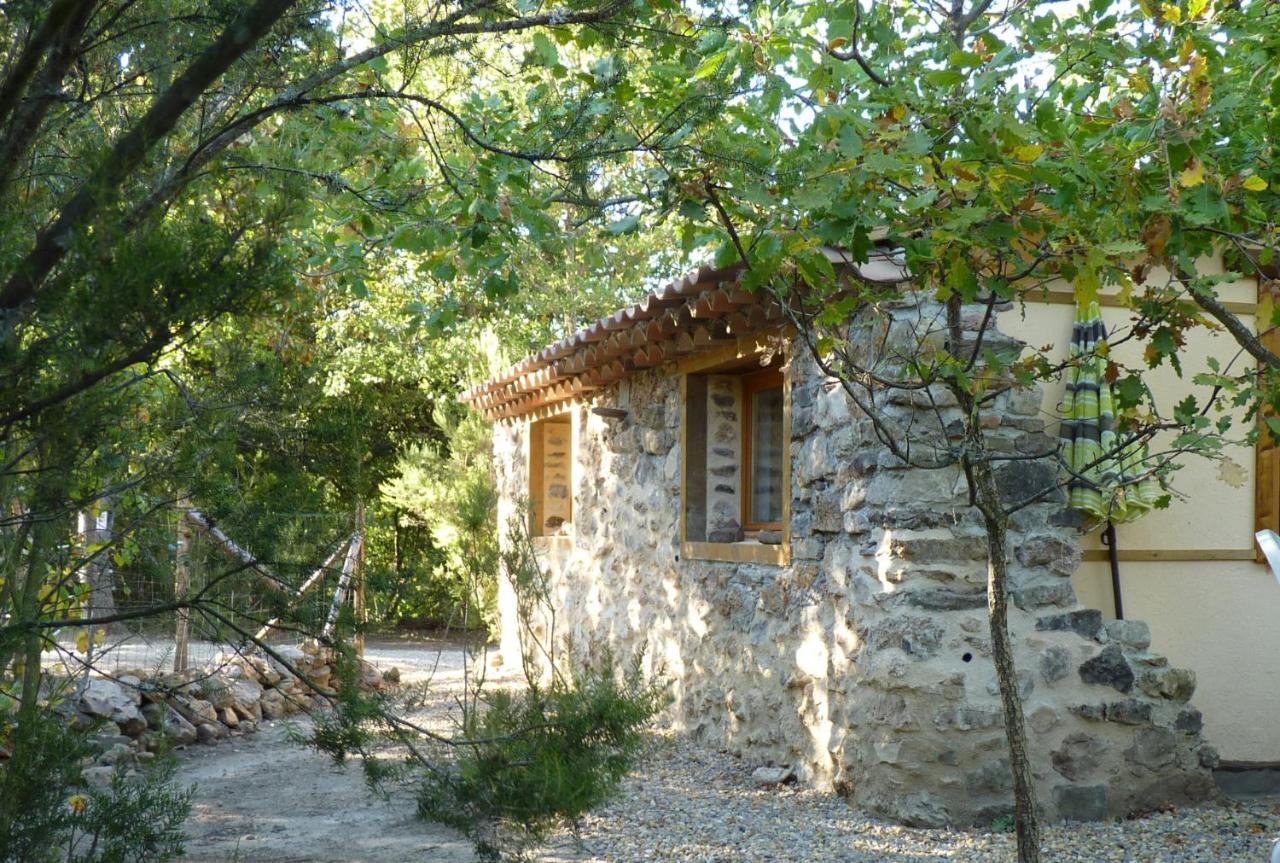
left=492, top=299, right=1216, bottom=826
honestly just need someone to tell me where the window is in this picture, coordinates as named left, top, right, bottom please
left=529, top=415, right=572, bottom=537
left=680, top=340, right=790, bottom=565
left=743, top=369, right=785, bottom=529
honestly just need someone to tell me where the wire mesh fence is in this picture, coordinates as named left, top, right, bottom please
left=42, top=503, right=364, bottom=681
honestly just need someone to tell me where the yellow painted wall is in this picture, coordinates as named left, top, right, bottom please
left=1003, top=262, right=1280, bottom=763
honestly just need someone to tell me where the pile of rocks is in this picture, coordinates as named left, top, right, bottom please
left=55, top=641, right=397, bottom=786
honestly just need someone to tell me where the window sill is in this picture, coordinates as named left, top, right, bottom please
left=532, top=533, right=575, bottom=551
left=681, top=540, right=789, bottom=566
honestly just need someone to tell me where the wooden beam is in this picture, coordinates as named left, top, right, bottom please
left=681, top=540, right=789, bottom=566
left=1082, top=548, right=1258, bottom=562
left=254, top=536, right=352, bottom=641
left=1032, top=289, right=1256, bottom=316
left=184, top=508, right=291, bottom=594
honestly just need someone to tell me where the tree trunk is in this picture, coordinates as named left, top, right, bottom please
left=174, top=502, right=192, bottom=672
left=13, top=441, right=71, bottom=731
left=77, top=503, right=117, bottom=628
left=945, top=288, right=1041, bottom=862
left=970, top=453, right=1041, bottom=863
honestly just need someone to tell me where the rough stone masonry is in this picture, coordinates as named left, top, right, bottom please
left=492, top=296, right=1217, bottom=827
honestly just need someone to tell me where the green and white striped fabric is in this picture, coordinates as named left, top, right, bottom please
left=1059, top=301, right=1161, bottom=523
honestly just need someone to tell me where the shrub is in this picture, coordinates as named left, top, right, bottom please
left=418, top=655, right=666, bottom=860
left=0, top=712, right=191, bottom=863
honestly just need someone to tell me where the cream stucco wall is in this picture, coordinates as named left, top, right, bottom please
left=1002, top=264, right=1280, bottom=764
left=1074, top=561, right=1280, bottom=761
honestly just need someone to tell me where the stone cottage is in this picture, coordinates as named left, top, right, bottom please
left=460, top=252, right=1271, bottom=826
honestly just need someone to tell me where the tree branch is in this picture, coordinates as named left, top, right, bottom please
left=0, top=0, right=299, bottom=317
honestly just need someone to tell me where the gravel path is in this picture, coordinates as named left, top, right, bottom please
left=171, top=640, right=1280, bottom=862
left=541, top=736, right=1280, bottom=863
left=176, top=637, right=488, bottom=863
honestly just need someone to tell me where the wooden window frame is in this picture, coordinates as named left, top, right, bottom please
left=528, top=413, right=573, bottom=540
left=741, top=367, right=785, bottom=533
left=1257, top=291, right=1280, bottom=562
left=677, top=331, right=791, bottom=566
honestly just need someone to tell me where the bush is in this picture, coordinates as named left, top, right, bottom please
left=66, top=761, right=191, bottom=863
left=0, top=712, right=191, bottom=863
left=418, top=655, right=666, bottom=860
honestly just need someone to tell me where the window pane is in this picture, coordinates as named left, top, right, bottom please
left=751, top=386, right=784, bottom=523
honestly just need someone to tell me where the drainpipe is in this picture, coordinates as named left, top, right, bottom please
left=1102, top=520, right=1123, bottom=620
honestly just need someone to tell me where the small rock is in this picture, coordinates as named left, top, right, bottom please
left=79, top=679, right=146, bottom=734
left=1104, top=699, right=1152, bottom=725
left=97, top=743, right=133, bottom=767
left=1104, top=620, right=1152, bottom=651
left=169, top=694, right=218, bottom=725
left=82, top=765, right=116, bottom=790
left=1039, top=646, right=1071, bottom=685
left=1175, top=708, right=1204, bottom=734
left=259, top=688, right=287, bottom=720
left=1054, top=784, right=1109, bottom=821
left=196, top=722, right=226, bottom=745
left=1035, top=609, right=1103, bottom=640
left=1051, top=734, right=1109, bottom=781
left=1126, top=727, right=1177, bottom=770
left=157, top=704, right=198, bottom=745
left=1078, top=646, right=1134, bottom=693
left=751, top=765, right=795, bottom=786
left=1138, top=667, right=1196, bottom=702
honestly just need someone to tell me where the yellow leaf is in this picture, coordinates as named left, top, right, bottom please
left=1188, top=0, right=1209, bottom=18
left=94, top=628, right=107, bottom=647
left=75, top=630, right=89, bottom=654
left=1162, top=3, right=1183, bottom=22
left=1178, top=159, right=1205, bottom=188
left=1189, top=54, right=1207, bottom=81
left=1244, top=175, right=1269, bottom=192
left=1014, top=144, right=1044, bottom=162
left=828, top=36, right=849, bottom=50
left=1259, top=293, right=1274, bottom=328
left=1179, top=36, right=1194, bottom=64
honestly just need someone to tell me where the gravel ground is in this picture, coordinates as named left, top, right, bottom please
left=539, top=735, right=1280, bottom=863
left=171, top=641, right=1280, bottom=862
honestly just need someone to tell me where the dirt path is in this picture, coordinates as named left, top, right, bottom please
left=175, top=638, right=491, bottom=863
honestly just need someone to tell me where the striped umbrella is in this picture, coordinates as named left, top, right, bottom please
left=1060, top=301, right=1160, bottom=619
left=1060, top=300, right=1161, bottom=522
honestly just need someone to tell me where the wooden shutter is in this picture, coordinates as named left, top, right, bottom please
left=1256, top=293, right=1280, bottom=561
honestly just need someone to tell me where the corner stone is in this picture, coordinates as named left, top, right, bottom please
left=1035, top=609, right=1103, bottom=640
left=1053, top=784, right=1109, bottom=821
left=1078, top=646, right=1135, bottom=693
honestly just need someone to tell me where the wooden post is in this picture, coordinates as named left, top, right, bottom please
left=353, top=503, right=366, bottom=658
left=174, top=500, right=192, bottom=672
left=322, top=514, right=363, bottom=641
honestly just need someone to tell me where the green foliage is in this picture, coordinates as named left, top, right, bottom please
left=67, top=761, right=192, bottom=863
left=990, top=813, right=1017, bottom=834
left=382, top=409, right=499, bottom=630
left=417, top=656, right=666, bottom=861
left=0, top=711, right=91, bottom=862
left=0, top=713, right=191, bottom=863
